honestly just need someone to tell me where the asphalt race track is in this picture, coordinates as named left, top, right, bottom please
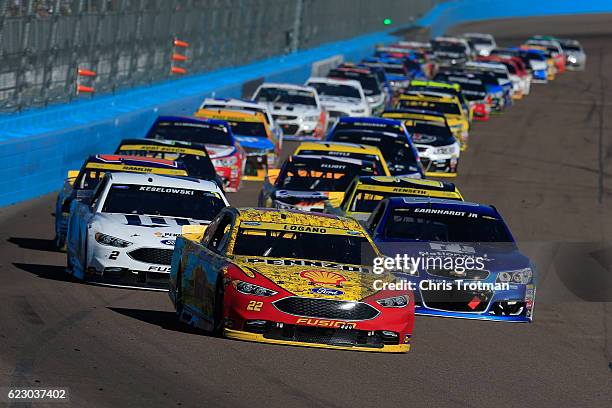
left=1, top=14, right=612, bottom=408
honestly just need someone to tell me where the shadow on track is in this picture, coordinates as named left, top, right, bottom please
left=13, top=262, right=75, bottom=283
left=8, top=237, right=60, bottom=252
left=108, top=307, right=203, bottom=335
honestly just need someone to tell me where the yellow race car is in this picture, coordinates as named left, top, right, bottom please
left=168, top=207, right=415, bottom=352
left=328, top=175, right=463, bottom=221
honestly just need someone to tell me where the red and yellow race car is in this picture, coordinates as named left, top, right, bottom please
left=169, top=208, right=414, bottom=352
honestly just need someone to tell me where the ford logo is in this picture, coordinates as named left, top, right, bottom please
left=160, top=239, right=176, bottom=246
left=311, top=287, right=344, bottom=296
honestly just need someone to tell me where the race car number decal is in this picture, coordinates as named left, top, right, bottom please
left=246, top=301, right=263, bottom=311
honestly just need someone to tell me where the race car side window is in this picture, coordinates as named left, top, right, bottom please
left=207, top=214, right=233, bottom=254
left=366, top=201, right=386, bottom=235
left=89, top=175, right=109, bottom=210
left=340, top=180, right=357, bottom=211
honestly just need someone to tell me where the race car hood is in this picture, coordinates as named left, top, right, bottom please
left=272, top=189, right=344, bottom=208
left=92, top=213, right=209, bottom=247
left=272, top=190, right=328, bottom=211
left=205, top=144, right=236, bottom=159
left=319, top=97, right=363, bottom=111
left=374, top=240, right=531, bottom=275
left=266, top=103, right=320, bottom=118
left=234, top=135, right=275, bottom=151
left=233, top=256, right=395, bottom=301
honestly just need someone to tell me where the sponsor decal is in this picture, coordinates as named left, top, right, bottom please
left=283, top=225, right=327, bottom=234
left=296, top=318, right=356, bottom=329
left=160, top=239, right=176, bottom=246
left=244, top=258, right=369, bottom=273
left=138, top=186, right=194, bottom=195
left=300, top=270, right=347, bottom=286
left=311, top=287, right=344, bottom=296
left=413, top=208, right=478, bottom=217
left=154, top=231, right=181, bottom=238
left=148, top=265, right=171, bottom=272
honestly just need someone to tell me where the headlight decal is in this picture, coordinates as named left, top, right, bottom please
left=496, top=268, right=533, bottom=285
left=376, top=295, right=409, bottom=308
left=95, top=232, right=132, bottom=248
left=233, top=280, right=277, bottom=297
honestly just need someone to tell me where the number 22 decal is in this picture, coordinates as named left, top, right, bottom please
left=247, top=301, right=263, bottom=311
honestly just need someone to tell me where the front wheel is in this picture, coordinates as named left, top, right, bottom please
left=211, top=280, right=225, bottom=337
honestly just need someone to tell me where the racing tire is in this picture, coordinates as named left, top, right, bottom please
left=174, top=263, right=184, bottom=321
left=211, top=279, right=225, bottom=337
left=55, top=234, right=66, bottom=251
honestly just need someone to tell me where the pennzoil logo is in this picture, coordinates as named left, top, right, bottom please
left=296, top=318, right=356, bottom=329
left=300, top=270, right=346, bottom=286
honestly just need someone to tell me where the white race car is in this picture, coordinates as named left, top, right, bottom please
left=252, top=83, right=327, bottom=140
left=304, top=77, right=370, bottom=124
left=462, top=33, right=497, bottom=56
left=65, top=172, right=229, bottom=290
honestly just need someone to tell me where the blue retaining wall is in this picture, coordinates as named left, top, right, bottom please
left=2, top=0, right=612, bottom=206
left=420, top=0, right=612, bottom=37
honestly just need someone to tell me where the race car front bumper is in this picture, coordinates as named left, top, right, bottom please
left=225, top=328, right=409, bottom=353
left=87, top=241, right=173, bottom=290
left=223, top=290, right=413, bottom=352
left=275, top=118, right=323, bottom=141
left=412, top=280, right=535, bottom=322
left=243, top=150, right=276, bottom=181
left=417, top=145, right=459, bottom=177
left=213, top=164, right=241, bottom=192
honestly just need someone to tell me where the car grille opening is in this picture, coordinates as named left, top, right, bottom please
left=426, top=269, right=490, bottom=280
left=272, top=114, right=298, bottom=121
left=327, top=110, right=348, bottom=118
left=421, top=286, right=492, bottom=313
left=273, top=297, right=379, bottom=320
left=245, top=322, right=392, bottom=348
left=128, top=248, right=173, bottom=265
left=280, top=124, right=299, bottom=135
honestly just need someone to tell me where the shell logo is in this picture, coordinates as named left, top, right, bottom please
left=299, top=270, right=347, bottom=286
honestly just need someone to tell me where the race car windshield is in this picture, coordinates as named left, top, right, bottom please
left=467, top=36, right=493, bottom=45
left=383, top=209, right=515, bottom=243
left=233, top=228, right=377, bottom=266
left=147, top=122, right=232, bottom=146
left=277, top=163, right=366, bottom=192
left=399, top=100, right=461, bottom=115
left=351, top=190, right=460, bottom=213
left=562, top=44, right=581, bottom=51
left=330, top=130, right=419, bottom=170
left=330, top=72, right=381, bottom=95
left=203, top=105, right=271, bottom=125
left=374, top=65, right=407, bottom=76
left=296, top=149, right=385, bottom=176
left=101, top=184, right=225, bottom=220
left=433, top=43, right=467, bottom=54
left=227, top=121, right=268, bottom=138
left=255, top=88, right=317, bottom=107
left=405, top=122, right=456, bottom=145
left=308, top=82, right=361, bottom=99
left=114, top=149, right=217, bottom=180
left=334, top=121, right=404, bottom=135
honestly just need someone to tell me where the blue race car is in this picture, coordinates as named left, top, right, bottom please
left=326, top=117, right=424, bottom=178
left=365, top=197, right=536, bottom=322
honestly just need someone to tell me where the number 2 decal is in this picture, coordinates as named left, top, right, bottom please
left=109, top=251, right=120, bottom=260
left=246, top=301, right=263, bottom=311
